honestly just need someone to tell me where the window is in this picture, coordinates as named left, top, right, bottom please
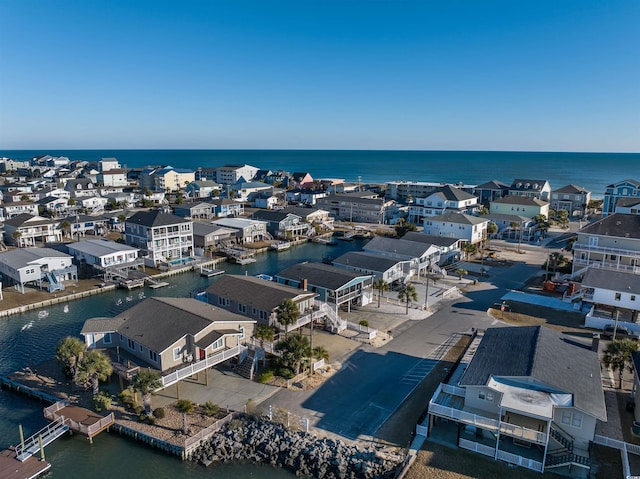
left=615, top=293, right=621, bottom=301
left=239, top=326, right=245, bottom=340
left=173, top=347, right=181, bottom=361
left=561, top=411, right=572, bottom=425
left=211, top=337, right=224, bottom=350
left=238, top=303, right=247, bottom=313
left=478, top=390, right=493, bottom=401
left=127, top=339, right=135, bottom=351
left=103, top=332, right=112, bottom=344
left=149, top=350, right=158, bottom=362
left=571, top=412, right=583, bottom=428
left=632, top=295, right=636, bottom=302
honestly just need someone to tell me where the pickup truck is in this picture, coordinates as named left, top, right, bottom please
left=602, top=325, right=640, bottom=340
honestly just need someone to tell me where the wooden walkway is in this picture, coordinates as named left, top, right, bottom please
left=0, top=448, right=50, bottom=479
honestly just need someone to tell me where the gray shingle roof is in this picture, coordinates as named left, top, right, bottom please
left=616, top=197, right=640, bottom=208
left=363, top=237, right=435, bottom=258
left=251, top=210, right=300, bottom=222
left=460, top=326, right=606, bottom=420
left=429, top=212, right=488, bottom=225
left=578, top=213, right=640, bottom=239
left=476, top=180, right=509, bottom=190
left=552, top=184, right=590, bottom=194
left=332, top=251, right=400, bottom=272
left=4, top=214, right=55, bottom=227
left=581, top=268, right=640, bottom=295
left=126, top=210, right=190, bottom=227
left=0, top=248, right=71, bottom=269
left=433, top=185, right=476, bottom=202
left=510, top=179, right=548, bottom=191
left=114, top=297, right=249, bottom=353
left=206, top=275, right=317, bottom=311
left=81, top=317, right=126, bottom=334
left=67, top=239, right=138, bottom=257
left=277, top=262, right=370, bottom=290
left=402, top=232, right=460, bottom=247
left=492, top=196, right=548, bottom=207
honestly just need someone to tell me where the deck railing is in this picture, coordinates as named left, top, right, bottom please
left=183, top=412, right=236, bottom=451
left=159, top=345, right=246, bottom=389
left=496, top=449, right=544, bottom=472
left=459, top=438, right=496, bottom=458
left=441, top=383, right=465, bottom=397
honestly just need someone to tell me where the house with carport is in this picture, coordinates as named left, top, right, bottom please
left=423, top=212, right=488, bottom=245
left=275, top=262, right=373, bottom=314
left=3, top=214, right=62, bottom=247
left=362, top=236, right=440, bottom=279
left=205, top=275, right=318, bottom=333
left=0, top=247, right=77, bottom=293
left=67, top=239, right=142, bottom=280
left=332, top=251, right=409, bottom=285
left=402, top=232, right=462, bottom=266
left=173, top=201, right=215, bottom=220
left=427, top=326, right=606, bottom=475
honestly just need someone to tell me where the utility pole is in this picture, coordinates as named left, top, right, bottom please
left=424, top=264, right=431, bottom=310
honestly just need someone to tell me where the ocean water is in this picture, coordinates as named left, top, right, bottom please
left=3, top=149, right=639, bottom=197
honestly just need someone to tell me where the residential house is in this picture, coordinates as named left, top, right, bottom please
left=0, top=158, right=30, bottom=173
left=3, top=189, right=39, bottom=203
left=210, top=198, right=245, bottom=218
left=581, top=268, right=640, bottom=334
left=3, top=214, right=61, bottom=247
left=216, top=164, right=260, bottom=185
left=125, top=211, right=193, bottom=267
left=602, top=179, right=640, bottom=217
left=316, top=192, right=396, bottom=224
left=80, top=297, right=254, bottom=373
left=253, top=192, right=281, bottom=210
left=228, top=181, right=272, bottom=201
left=285, top=188, right=328, bottom=206
left=490, top=196, right=550, bottom=220
left=332, top=251, right=408, bottom=284
left=250, top=210, right=309, bottom=239
left=385, top=181, right=476, bottom=203
left=362, top=236, right=440, bottom=278
left=98, top=168, right=128, bottom=187
left=572, top=213, right=640, bottom=275
left=104, top=192, right=138, bottom=209
left=65, top=178, right=99, bottom=198
left=275, top=262, right=373, bottom=313
left=185, top=180, right=220, bottom=199
left=2, top=202, right=40, bottom=219
left=550, top=185, right=591, bottom=218
left=99, top=158, right=121, bottom=172
left=173, top=201, right=215, bottom=220
left=423, top=212, right=488, bottom=245
left=614, top=198, right=640, bottom=216
left=409, top=185, right=479, bottom=223
left=210, top=218, right=268, bottom=244
left=508, top=178, right=551, bottom=201
left=0, top=247, right=77, bottom=293
left=427, top=326, right=606, bottom=474
left=281, top=206, right=334, bottom=231
left=59, top=214, right=109, bottom=239
left=140, top=166, right=195, bottom=192
left=194, top=167, right=217, bottom=182
left=35, top=196, right=69, bottom=217
left=401, top=232, right=462, bottom=266
left=67, top=239, right=141, bottom=279
left=474, top=180, right=510, bottom=206
left=205, top=275, right=318, bottom=332
left=77, top=195, right=109, bottom=214
left=289, top=172, right=314, bottom=189
left=192, top=222, right=237, bottom=252
left=482, top=213, right=531, bottom=239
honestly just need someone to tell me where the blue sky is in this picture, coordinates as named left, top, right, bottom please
left=0, top=0, right=638, bottom=152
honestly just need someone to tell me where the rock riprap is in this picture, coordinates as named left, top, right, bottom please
left=190, top=415, right=403, bottom=478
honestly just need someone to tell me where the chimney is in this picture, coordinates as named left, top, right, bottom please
left=301, top=278, right=308, bottom=291
left=591, top=332, right=600, bottom=352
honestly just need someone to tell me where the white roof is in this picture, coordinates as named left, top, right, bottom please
left=488, top=377, right=572, bottom=420
left=67, top=239, right=139, bottom=257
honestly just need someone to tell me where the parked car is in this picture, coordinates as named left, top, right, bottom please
left=602, top=324, right=640, bottom=340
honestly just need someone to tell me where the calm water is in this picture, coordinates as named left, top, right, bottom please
left=3, top=149, right=639, bottom=197
left=0, top=239, right=366, bottom=478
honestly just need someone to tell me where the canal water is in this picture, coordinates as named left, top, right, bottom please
left=0, top=239, right=366, bottom=478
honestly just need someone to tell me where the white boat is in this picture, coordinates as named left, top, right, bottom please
left=63, top=304, right=69, bottom=313
left=116, top=299, right=123, bottom=306
left=270, top=241, right=291, bottom=251
left=38, top=310, right=49, bottom=319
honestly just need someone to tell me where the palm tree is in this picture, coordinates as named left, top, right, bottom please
left=398, top=283, right=418, bottom=315
left=454, top=268, right=468, bottom=280
left=486, top=222, right=498, bottom=250
left=603, top=339, right=638, bottom=389
left=461, top=243, right=477, bottom=260
left=77, top=350, right=113, bottom=395
left=132, top=369, right=162, bottom=414
left=373, top=278, right=390, bottom=308
left=254, top=324, right=275, bottom=345
left=312, top=346, right=330, bottom=362
left=176, top=399, right=194, bottom=434
left=275, top=334, right=311, bottom=375
left=276, top=298, right=300, bottom=339
left=56, top=336, right=85, bottom=380
left=510, top=221, right=522, bottom=253
left=59, top=220, right=71, bottom=239
left=11, top=231, right=22, bottom=247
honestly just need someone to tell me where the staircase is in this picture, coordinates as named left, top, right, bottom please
left=45, top=271, right=65, bottom=293
left=545, top=452, right=590, bottom=469
left=430, top=263, right=447, bottom=277
left=15, top=417, right=69, bottom=461
left=236, top=351, right=257, bottom=380
left=550, top=426, right=573, bottom=452
left=315, top=302, right=346, bottom=333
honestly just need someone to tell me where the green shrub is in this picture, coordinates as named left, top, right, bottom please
left=146, top=416, right=156, bottom=425
left=133, top=405, right=144, bottom=416
left=153, top=407, right=165, bottom=419
left=276, top=367, right=294, bottom=379
left=203, top=401, right=220, bottom=417
left=359, top=320, right=369, bottom=327
left=257, top=370, right=274, bottom=383
left=118, top=388, right=135, bottom=409
left=93, top=390, right=112, bottom=412
left=176, top=399, right=194, bottom=414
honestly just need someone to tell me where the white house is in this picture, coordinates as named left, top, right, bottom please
left=98, top=168, right=128, bottom=187
left=362, top=236, right=440, bottom=278
left=423, top=212, right=488, bottom=245
left=0, top=248, right=77, bottom=293
left=216, top=164, right=259, bottom=185
left=332, top=251, right=409, bottom=284
left=409, top=185, right=479, bottom=223
left=67, top=239, right=140, bottom=269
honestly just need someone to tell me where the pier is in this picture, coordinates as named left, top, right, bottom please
left=0, top=447, right=50, bottom=479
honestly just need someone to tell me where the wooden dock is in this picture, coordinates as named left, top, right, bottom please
left=200, top=267, right=224, bottom=278
left=0, top=448, right=50, bottom=479
left=44, top=402, right=114, bottom=442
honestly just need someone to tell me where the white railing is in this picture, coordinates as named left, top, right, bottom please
left=441, top=383, right=465, bottom=397
left=499, top=421, right=547, bottom=445
left=15, top=417, right=69, bottom=461
left=574, top=243, right=640, bottom=258
left=316, top=302, right=346, bottom=332
left=496, top=449, right=544, bottom=472
left=428, top=402, right=500, bottom=431
left=416, top=424, right=428, bottom=437
left=459, top=438, right=496, bottom=458
left=159, top=345, right=246, bottom=388
left=441, top=287, right=458, bottom=298
left=346, top=321, right=378, bottom=339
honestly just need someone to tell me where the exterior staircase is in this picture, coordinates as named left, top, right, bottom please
left=236, top=351, right=257, bottom=380
left=550, top=426, right=573, bottom=452
left=546, top=426, right=590, bottom=469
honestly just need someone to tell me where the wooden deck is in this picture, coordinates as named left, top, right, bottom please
left=44, top=403, right=114, bottom=440
left=0, top=448, right=50, bottom=479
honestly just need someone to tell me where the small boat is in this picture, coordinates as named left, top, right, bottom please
left=200, top=267, right=225, bottom=278
left=63, top=304, right=69, bottom=313
left=37, top=310, right=49, bottom=319
left=138, top=292, right=146, bottom=299
left=21, top=321, right=34, bottom=331
left=126, top=296, right=133, bottom=302
left=270, top=241, right=291, bottom=251
left=116, top=299, right=123, bottom=306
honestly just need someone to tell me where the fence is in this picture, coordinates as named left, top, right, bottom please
left=459, top=438, right=496, bottom=458
left=183, top=412, right=237, bottom=455
left=346, top=321, right=378, bottom=339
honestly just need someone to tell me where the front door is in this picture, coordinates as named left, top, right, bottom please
left=199, top=348, right=206, bottom=360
